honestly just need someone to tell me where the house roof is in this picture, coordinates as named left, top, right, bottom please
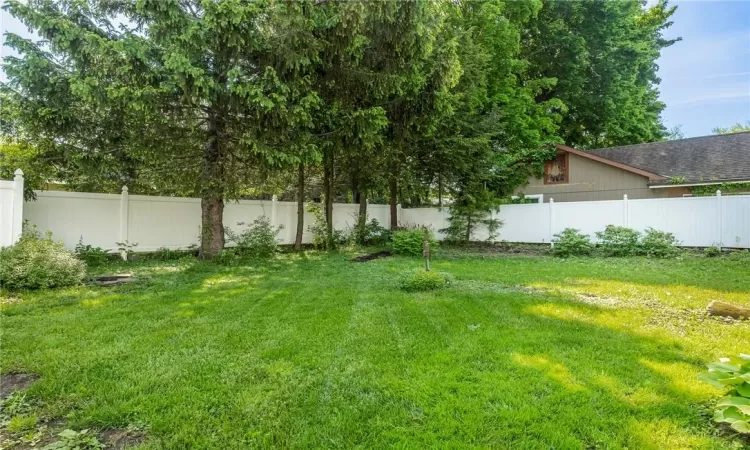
left=567, top=132, right=750, bottom=186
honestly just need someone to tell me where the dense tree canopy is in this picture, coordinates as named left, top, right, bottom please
left=1, top=0, right=679, bottom=253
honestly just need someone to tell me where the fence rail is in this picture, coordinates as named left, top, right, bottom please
left=2, top=170, right=749, bottom=254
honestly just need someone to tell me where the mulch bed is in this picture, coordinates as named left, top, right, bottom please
left=350, top=250, right=393, bottom=262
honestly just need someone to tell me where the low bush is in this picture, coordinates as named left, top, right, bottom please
left=551, top=228, right=592, bottom=257
left=640, top=227, right=681, bottom=258
left=349, top=217, right=392, bottom=247
left=704, top=245, right=723, bottom=257
left=392, top=228, right=437, bottom=256
left=306, top=203, right=346, bottom=250
left=398, top=269, right=453, bottom=292
left=225, top=216, right=283, bottom=258
left=698, top=354, right=750, bottom=435
left=596, top=225, right=641, bottom=257
left=74, top=237, right=111, bottom=266
left=0, top=226, right=86, bottom=290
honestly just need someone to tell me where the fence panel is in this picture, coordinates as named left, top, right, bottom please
left=0, top=181, right=15, bottom=247
left=628, top=196, right=718, bottom=247
left=495, top=203, right=551, bottom=243
left=554, top=200, right=624, bottom=240
left=24, top=191, right=121, bottom=250
left=722, top=196, right=750, bottom=248
left=128, top=195, right=201, bottom=251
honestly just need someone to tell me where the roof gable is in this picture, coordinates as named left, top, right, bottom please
left=555, top=145, right=665, bottom=181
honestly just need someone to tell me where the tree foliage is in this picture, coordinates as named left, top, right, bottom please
left=2, top=0, right=680, bottom=247
left=713, top=122, right=750, bottom=135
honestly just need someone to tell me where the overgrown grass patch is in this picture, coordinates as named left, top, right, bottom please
left=1, top=252, right=748, bottom=448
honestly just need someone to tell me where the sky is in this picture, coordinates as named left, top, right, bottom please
left=1, top=0, right=749, bottom=139
left=654, top=0, right=750, bottom=136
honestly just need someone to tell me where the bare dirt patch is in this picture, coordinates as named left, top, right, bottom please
left=0, top=373, right=39, bottom=398
left=351, top=250, right=393, bottom=262
left=101, top=428, right=146, bottom=449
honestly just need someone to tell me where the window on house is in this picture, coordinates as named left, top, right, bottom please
left=544, top=153, right=568, bottom=184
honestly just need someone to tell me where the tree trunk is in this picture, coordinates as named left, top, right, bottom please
left=465, top=216, right=472, bottom=244
left=358, top=188, right=367, bottom=245
left=438, top=174, right=443, bottom=208
left=323, top=149, right=334, bottom=240
left=200, top=118, right=224, bottom=259
left=389, top=161, right=398, bottom=230
left=294, top=163, right=305, bottom=251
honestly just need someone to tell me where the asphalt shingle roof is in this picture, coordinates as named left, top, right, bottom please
left=586, top=132, right=750, bottom=185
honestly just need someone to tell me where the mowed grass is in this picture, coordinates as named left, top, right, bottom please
left=1, top=251, right=749, bottom=449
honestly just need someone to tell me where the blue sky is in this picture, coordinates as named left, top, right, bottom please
left=1, top=0, right=749, bottom=138
left=653, top=0, right=750, bottom=136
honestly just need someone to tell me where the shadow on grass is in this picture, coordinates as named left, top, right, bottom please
left=0, top=254, right=744, bottom=448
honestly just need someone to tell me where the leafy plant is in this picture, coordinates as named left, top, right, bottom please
left=551, top=228, right=592, bottom=257
left=43, top=429, right=104, bottom=450
left=440, top=202, right=503, bottom=245
left=704, top=245, right=723, bottom=258
left=392, top=228, right=437, bottom=257
left=640, top=227, right=681, bottom=258
left=0, top=225, right=86, bottom=290
left=74, top=237, right=111, bottom=266
left=306, top=203, right=345, bottom=250
left=698, top=354, right=750, bottom=435
left=115, top=241, right=139, bottom=261
left=225, top=216, right=283, bottom=258
left=595, top=225, right=641, bottom=257
left=398, top=269, right=453, bottom=292
left=349, top=216, right=392, bottom=247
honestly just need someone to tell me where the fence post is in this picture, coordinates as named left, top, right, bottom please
left=11, top=169, right=24, bottom=244
left=119, top=186, right=129, bottom=260
left=396, top=203, right=402, bottom=228
left=549, top=198, right=555, bottom=246
left=716, top=190, right=722, bottom=248
left=270, top=194, right=278, bottom=227
left=622, top=194, right=629, bottom=227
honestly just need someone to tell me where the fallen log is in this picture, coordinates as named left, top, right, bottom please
left=707, top=301, right=750, bottom=320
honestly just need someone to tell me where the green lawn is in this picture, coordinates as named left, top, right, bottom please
left=2, top=251, right=749, bottom=449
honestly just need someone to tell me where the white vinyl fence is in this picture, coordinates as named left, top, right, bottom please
left=402, top=193, right=750, bottom=249
left=0, top=170, right=24, bottom=248
left=1, top=170, right=749, bottom=253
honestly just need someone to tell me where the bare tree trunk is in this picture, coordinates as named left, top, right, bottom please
left=358, top=188, right=367, bottom=245
left=438, top=174, right=443, bottom=208
left=294, top=163, right=305, bottom=251
left=200, top=118, right=224, bottom=259
left=389, top=161, right=398, bottom=230
left=323, top=149, right=334, bottom=241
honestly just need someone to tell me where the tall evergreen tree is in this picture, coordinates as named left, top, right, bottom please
left=2, top=0, right=322, bottom=258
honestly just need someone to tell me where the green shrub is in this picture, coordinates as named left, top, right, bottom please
left=398, top=269, right=453, bottom=292
left=0, top=226, right=86, bottom=290
left=640, top=228, right=681, bottom=258
left=596, top=225, right=641, bottom=257
left=392, top=228, right=437, bottom=256
left=551, top=228, right=592, bottom=257
left=349, top=217, right=392, bottom=247
left=698, top=354, right=750, bottom=435
left=74, top=237, right=111, bottom=266
left=704, top=245, right=723, bottom=257
left=225, top=216, right=283, bottom=258
left=306, top=203, right=346, bottom=250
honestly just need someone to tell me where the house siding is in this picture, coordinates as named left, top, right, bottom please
left=516, top=153, right=688, bottom=202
